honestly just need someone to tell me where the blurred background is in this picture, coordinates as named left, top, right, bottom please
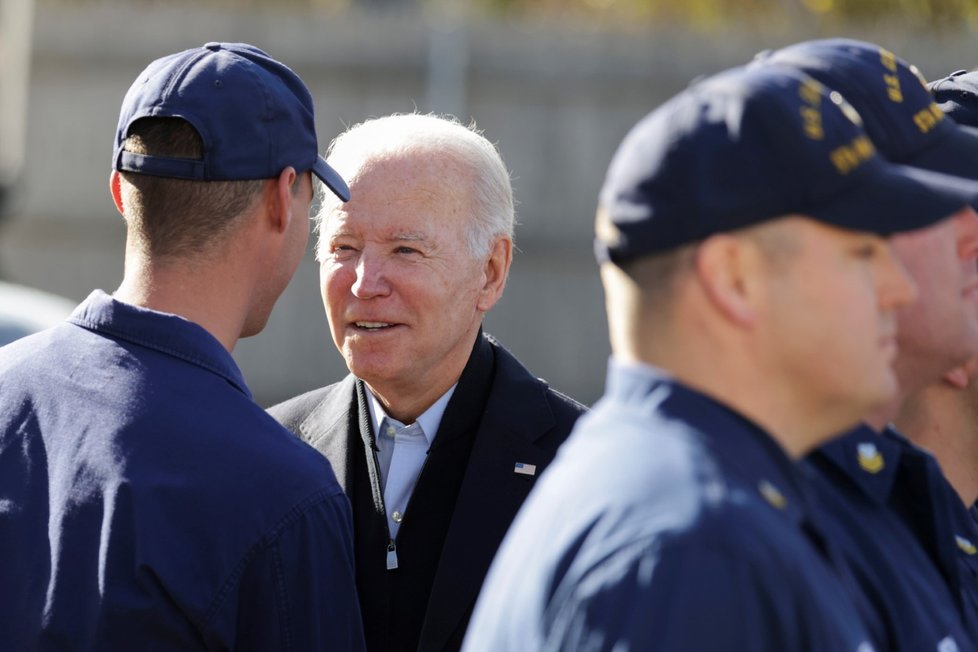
left=1, top=0, right=976, bottom=407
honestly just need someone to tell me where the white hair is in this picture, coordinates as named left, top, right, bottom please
left=314, top=112, right=515, bottom=261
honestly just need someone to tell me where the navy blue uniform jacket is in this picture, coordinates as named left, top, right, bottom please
left=269, top=332, right=586, bottom=652
left=0, top=290, right=364, bottom=651
left=805, top=426, right=973, bottom=650
left=464, top=360, right=876, bottom=651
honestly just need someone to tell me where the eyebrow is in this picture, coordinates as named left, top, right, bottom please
left=326, top=228, right=432, bottom=245
left=389, top=231, right=430, bottom=243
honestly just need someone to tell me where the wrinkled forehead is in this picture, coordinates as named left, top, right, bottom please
left=322, top=151, right=474, bottom=225
left=336, top=145, right=473, bottom=186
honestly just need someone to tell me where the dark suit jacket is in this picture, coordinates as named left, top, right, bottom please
left=268, top=332, right=586, bottom=652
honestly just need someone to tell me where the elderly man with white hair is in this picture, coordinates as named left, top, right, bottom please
left=269, top=113, right=587, bottom=652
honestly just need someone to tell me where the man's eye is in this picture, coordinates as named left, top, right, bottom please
left=329, top=244, right=358, bottom=258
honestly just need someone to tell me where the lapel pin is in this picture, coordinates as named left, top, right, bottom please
left=758, top=479, right=787, bottom=510
left=857, top=442, right=885, bottom=474
left=514, top=462, right=536, bottom=476
left=956, top=535, right=977, bottom=556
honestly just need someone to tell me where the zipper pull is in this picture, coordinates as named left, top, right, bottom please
left=386, top=540, right=398, bottom=570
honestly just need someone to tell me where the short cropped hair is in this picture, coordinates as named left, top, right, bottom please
left=118, top=117, right=265, bottom=258
left=315, top=113, right=515, bottom=261
left=617, top=243, right=698, bottom=317
left=609, top=217, right=800, bottom=319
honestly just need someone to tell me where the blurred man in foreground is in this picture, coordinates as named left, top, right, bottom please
left=756, top=39, right=978, bottom=649
left=464, top=64, right=978, bottom=650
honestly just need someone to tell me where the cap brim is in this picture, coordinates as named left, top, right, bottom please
left=313, top=156, right=351, bottom=202
left=809, top=161, right=978, bottom=235
left=905, top=124, right=978, bottom=210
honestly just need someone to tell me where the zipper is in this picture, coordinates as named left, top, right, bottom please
left=386, top=540, right=398, bottom=570
left=371, top=431, right=434, bottom=572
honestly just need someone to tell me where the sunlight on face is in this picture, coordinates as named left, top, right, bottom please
left=319, top=154, right=489, bottom=401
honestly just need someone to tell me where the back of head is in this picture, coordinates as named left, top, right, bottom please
left=113, top=42, right=350, bottom=259
left=118, top=118, right=265, bottom=258
left=753, top=38, right=978, bottom=185
left=316, top=113, right=514, bottom=260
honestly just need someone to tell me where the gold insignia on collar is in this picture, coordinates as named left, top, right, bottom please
left=857, top=442, right=885, bottom=474
left=758, top=480, right=787, bottom=510
left=956, top=535, right=977, bottom=556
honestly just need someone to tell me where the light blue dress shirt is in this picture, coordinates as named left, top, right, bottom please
left=368, top=386, right=456, bottom=539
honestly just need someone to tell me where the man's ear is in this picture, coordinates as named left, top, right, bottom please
left=694, top=234, right=761, bottom=328
left=268, top=167, right=298, bottom=234
left=109, top=171, right=124, bottom=216
left=476, top=236, right=513, bottom=312
left=944, top=356, right=978, bottom=389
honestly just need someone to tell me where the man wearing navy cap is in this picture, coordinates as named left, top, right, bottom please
left=885, top=65, right=978, bottom=636
left=755, top=39, right=978, bottom=650
left=0, top=43, right=365, bottom=650
left=462, top=64, right=978, bottom=650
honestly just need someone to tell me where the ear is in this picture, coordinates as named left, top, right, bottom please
left=943, top=356, right=978, bottom=389
left=109, top=171, right=124, bottom=216
left=476, top=236, right=513, bottom=312
left=267, top=166, right=298, bottom=234
left=694, top=234, right=760, bottom=328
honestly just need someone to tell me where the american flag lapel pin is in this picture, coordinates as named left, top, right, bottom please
left=514, top=462, right=537, bottom=476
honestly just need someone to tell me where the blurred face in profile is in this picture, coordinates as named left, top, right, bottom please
left=754, top=216, right=917, bottom=426
left=318, top=152, right=502, bottom=404
left=889, top=207, right=978, bottom=389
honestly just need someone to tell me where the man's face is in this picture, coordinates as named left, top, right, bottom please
left=890, top=207, right=978, bottom=389
left=758, top=217, right=916, bottom=422
left=319, top=154, right=491, bottom=400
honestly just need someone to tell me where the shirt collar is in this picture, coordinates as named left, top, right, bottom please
left=605, top=357, right=812, bottom=525
left=367, top=384, right=457, bottom=446
left=810, top=423, right=905, bottom=505
left=67, top=290, right=250, bottom=397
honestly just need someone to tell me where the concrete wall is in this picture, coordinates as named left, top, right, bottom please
left=2, top=2, right=975, bottom=406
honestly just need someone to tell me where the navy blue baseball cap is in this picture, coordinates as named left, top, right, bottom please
left=596, top=65, right=978, bottom=266
left=930, top=69, right=978, bottom=129
left=753, top=39, right=978, bottom=187
left=113, top=42, right=349, bottom=201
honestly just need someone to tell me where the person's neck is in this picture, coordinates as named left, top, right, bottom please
left=366, top=377, right=460, bottom=425
left=115, top=250, right=249, bottom=352
left=627, top=341, right=845, bottom=460
left=895, top=384, right=978, bottom=507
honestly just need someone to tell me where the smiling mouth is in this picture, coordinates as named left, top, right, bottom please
left=354, top=322, right=396, bottom=331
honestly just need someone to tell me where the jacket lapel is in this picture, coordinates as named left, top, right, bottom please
left=419, top=341, right=558, bottom=650
left=297, top=374, right=360, bottom=494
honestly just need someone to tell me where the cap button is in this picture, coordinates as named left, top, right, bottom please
left=204, top=42, right=222, bottom=51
